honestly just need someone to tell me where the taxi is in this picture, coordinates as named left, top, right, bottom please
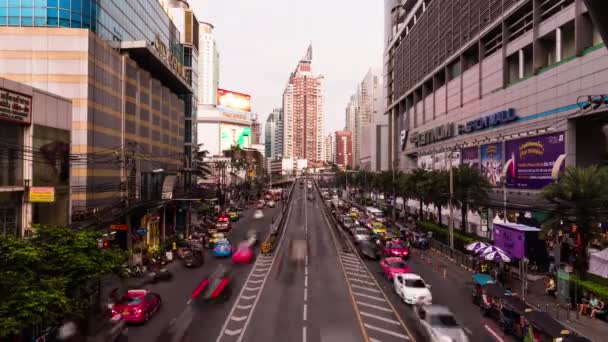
left=370, top=221, right=387, bottom=235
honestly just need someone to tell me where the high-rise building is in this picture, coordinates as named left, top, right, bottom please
left=282, top=45, right=324, bottom=165
left=384, top=0, right=608, bottom=233
left=335, top=131, right=353, bottom=169
left=0, top=0, right=192, bottom=226
left=272, top=108, right=284, bottom=159
left=359, top=68, right=385, bottom=171
left=344, top=91, right=360, bottom=167
left=324, top=133, right=335, bottom=164
left=251, top=113, right=261, bottom=145
left=198, top=21, right=220, bottom=105
left=265, top=112, right=276, bottom=159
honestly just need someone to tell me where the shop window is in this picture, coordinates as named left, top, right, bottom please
left=32, top=125, right=70, bottom=187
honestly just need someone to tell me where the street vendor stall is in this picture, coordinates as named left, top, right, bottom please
left=589, top=248, right=608, bottom=279
left=493, top=222, right=548, bottom=266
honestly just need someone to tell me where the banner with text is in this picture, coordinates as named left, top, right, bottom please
left=505, top=132, right=565, bottom=189
left=460, top=146, right=480, bottom=170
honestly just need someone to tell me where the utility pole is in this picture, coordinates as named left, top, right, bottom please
left=448, top=150, right=455, bottom=249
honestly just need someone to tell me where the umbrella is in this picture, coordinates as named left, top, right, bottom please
left=465, top=241, right=490, bottom=253
left=476, top=245, right=507, bottom=256
left=481, top=249, right=511, bottom=263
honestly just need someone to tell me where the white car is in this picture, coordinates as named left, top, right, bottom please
left=253, top=209, right=264, bottom=219
left=267, top=200, right=276, bottom=208
left=417, top=305, right=469, bottom=342
left=393, top=273, right=432, bottom=305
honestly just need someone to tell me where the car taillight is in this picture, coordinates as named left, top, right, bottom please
left=191, top=280, right=209, bottom=299
left=211, top=278, right=229, bottom=298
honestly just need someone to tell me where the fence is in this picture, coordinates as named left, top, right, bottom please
left=430, top=239, right=479, bottom=273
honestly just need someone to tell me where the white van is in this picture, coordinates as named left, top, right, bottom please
left=365, top=207, right=385, bottom=222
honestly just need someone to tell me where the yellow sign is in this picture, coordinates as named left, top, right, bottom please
left=29, top=187, right=55, bottom=203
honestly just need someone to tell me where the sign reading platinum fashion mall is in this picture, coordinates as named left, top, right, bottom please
left=458, top=109, right=518, bottom=134
left=410, top=123, right=455, bottom=147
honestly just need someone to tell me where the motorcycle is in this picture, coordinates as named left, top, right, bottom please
left=104, top=314, right=128, bottom=342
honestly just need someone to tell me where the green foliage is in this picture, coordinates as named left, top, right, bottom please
left=0, top=225, right=125, bottom=336
left=542, top=166, right=608, bottom=277
left=417, top=220, right=489, bottom=251
left=452, top=166, right=491, bottom=231
left=569, top=273, right=608, bottom=301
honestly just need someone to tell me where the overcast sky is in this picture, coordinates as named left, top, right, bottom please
left=190, top=0, right=384, bottom=134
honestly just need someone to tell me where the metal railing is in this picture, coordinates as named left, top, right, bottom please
left=430, top=238, right=479, bottom=272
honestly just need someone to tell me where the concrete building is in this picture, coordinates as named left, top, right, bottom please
left=335, top=131, right=353, bottom=169
left=251, top=113, right=261, bottom=145
left=324, top=133, right=335, bottom=163
left=359, top=68, right=385, bottom=170
left=385, top=0, right=608, bottom=234
left=0, top=77, right=71, bottom=237
left=198, top=21, right=220, bottom=105
left=282, top=45, right=324, bottom=166
left=0, top=0, right=191, bottom=226
left=265, top=111, right=276, bottom=159
left=345, top=92, right=359, bottom=167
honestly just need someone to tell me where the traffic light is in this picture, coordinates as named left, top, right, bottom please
left=102, top=239, right=110, bottom=249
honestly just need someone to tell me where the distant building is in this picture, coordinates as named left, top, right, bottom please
left=251, top=114, right=261, bottom=145
left=282, top=45, right=324, bottom=165
left=335, top=131, right=353, bottom=169
left=265, top=112, right=276, bottom=158
left=198, top=21, right=220, bottom=105
left=324, top=133, right=335, bottom=163
left=359, top=68, right=386, bottom=171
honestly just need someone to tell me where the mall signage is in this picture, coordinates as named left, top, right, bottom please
left=410, top=123, right=455, bottom=147
left=458, top=108, right=518, bottom=134
left=0, top=88, right=32, bottom=124
left=153, top=33, right=187, bottom=80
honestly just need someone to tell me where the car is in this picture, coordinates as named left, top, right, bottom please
left=208, top=232, right=226, bottom=248
left=213, top=240, right=232, bottom=257
left=352, top=227, right=372, bottom=244
left=253, top=209, right=264, bottom=219
left=182, top=249, right=204, bottom=267
left=216, top=216, right=231, bottom=232
left=383, top=241, right=410, bottom=259
left=191, top=265, right=232, bottom=303
left=111, top=289, right=161, bottom=324
left=257, top=200, right=266, bottom=209
left=416, top=305, right=469, bottom=342
left=267, top=200, right=276, bottom=208
left=342, top=216, right=358, bottom=231
left=380, top=257, right=410, bottom=280
left=393, top=273, right=432, bottom=305
left=370, top=221, right=387, bottom=235
left=232, top=241, right=254, bottom=264
left=358, top=240, right=380, bottom=260
left=412, top=233, right=430, bottom=249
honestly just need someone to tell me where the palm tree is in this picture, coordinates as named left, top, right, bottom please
left=453, top=165, right=490, bottom=232
left=542, top=166, right=608, bottom=277
left=428, top=170, right=449, bottom=226
left=194, top=149, right=212, bottom=179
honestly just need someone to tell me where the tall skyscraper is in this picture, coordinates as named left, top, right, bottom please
left=324, top=133, right=335, bottom=164
left=359, top=68, right=384, bottom=171
left=265, top=112, right=276, bottom=159
left=251, top=114, right=261, bottom=145
left=265, top=108, right=283, bottom=159
left=335, top=131, right=353, bottom=169
left=198, top=22, right=220, bottom=105
left=345, top=92, right=359, bottom=166
left=282, top=45, right=324, bottom=165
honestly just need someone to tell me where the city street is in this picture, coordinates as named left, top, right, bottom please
left=125, top=204, right=282, bottom=342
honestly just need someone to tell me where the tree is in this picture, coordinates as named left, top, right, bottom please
left=453, top=166, right=491, bottom=232
left=0, top=225, right=124, bottom=337
left=542, top=166, right=608, bottom=278
left=428, top=170, right=450, bottom=226
left=402, top=169, right=431, bottom=220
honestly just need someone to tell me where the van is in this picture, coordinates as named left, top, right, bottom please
left=365, top=207, right=385, bottom=222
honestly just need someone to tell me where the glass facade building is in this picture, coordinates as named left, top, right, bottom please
left=0, top=0, right=180, bottom=56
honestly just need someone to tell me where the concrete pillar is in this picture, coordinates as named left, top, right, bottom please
left=518, top=49, right=525, bottom=79
left=556, top=27, right=563, bottom=62
left=21, top=124, right=33, bottom=237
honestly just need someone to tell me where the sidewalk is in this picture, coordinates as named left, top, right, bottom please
left=421, top=245, right=607, bottom=341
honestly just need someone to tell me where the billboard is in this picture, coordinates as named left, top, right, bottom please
left=0, top=88, right=32, bottom=124
left=29, top=187, right=55, bottom=203
left=433, top=151, right=460, bottom=170
left=505, top=132, right=565, bottom=189
left=460, top=146, right=480, bottom=170
left=480, top=143, right=503, bottom=186
left=220, top=124, right=251, bottom=152
left=217, top=89, right=251, bottom=112
left=493, top=224, right=526, bottom=259
left=417, top=154, right=434, bottom=171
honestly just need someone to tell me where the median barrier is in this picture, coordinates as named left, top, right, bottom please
left=262, top=181, right=296, bottom=255
left=314, top=181, right=352, bottom=253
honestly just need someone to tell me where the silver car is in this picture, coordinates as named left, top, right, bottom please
left=352, top=228, right=371, bottom=244
left=417, top=305, right=469, bottom=342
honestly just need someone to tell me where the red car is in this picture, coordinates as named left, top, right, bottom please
left=232, top=241, right=254, bottom=264
left=380, top=257, right=411, bottom=280
left=111, top=289, right=161, bottom=323
left=383, top=241, right=410, bottom=259
left=216, top=216, right=231, bottom=232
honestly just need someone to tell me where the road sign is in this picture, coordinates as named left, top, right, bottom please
left=136, top=228, right=148, bottom=235
left=110, top=224, right=128, bottom=231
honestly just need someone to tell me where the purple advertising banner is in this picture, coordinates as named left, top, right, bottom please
left=493, top=224, right=526, bottom=259
left=480, top=143, right=503, bottom=187
left=460, top=146, right=480, bottom=170
left=505, top=132, right=565, bottom=189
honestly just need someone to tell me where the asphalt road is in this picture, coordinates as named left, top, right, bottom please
left=126, top=203, right=283, bottom=342
left=238, top=185, right=364, bottom=342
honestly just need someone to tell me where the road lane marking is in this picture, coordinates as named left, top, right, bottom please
left=240, top=295, right=256, bottom=300
left=343, top=265, right=366, bottom=272
left=356, top=301, right=394, bottom=313
left=236, top=304, right=252, bottom=310
left=305, top=267, right=308, bottom=276
left=351, top=284, right=382, bottom=293
left=304, top=275, right=308, bottom=287
left=231, top=315, right=247, bottom=322
left=341, top=258, right=361, bottom=266
left=248, top=279, right=263, bottom=284
left=305, top=255, right=308, bottom=266
left=484, top=324, right=504, bottom=342
left=348, top=278, right=376, bottom=286
left=224, top=329, right=242, bottom=336
left=359, top=311, right=401, bottom=325
left=304, top=287, right=308, bottom=301
left=303, top=304, right=307, bottom=321
left=251, top=273, right=266, bottom=277
left=302, top=326, right=307, bottom=342
left=346, top=271, right=371, bottom=278
left=352, top=292, right=387, bottom=302
left=244, top=286, right=261, bottom=291
left=255, top=267, right=270, bottom=272
left=369, top=338, right=384, bottom=342
left=364, top=323, right=410, bottom=339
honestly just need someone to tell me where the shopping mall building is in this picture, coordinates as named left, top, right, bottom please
left=384, top=0, right=608, bottom=235
left=0, top=0, right=199, bottom=243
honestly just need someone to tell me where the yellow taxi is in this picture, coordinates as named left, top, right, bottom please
left=370, top=221, right=387, bottom=235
